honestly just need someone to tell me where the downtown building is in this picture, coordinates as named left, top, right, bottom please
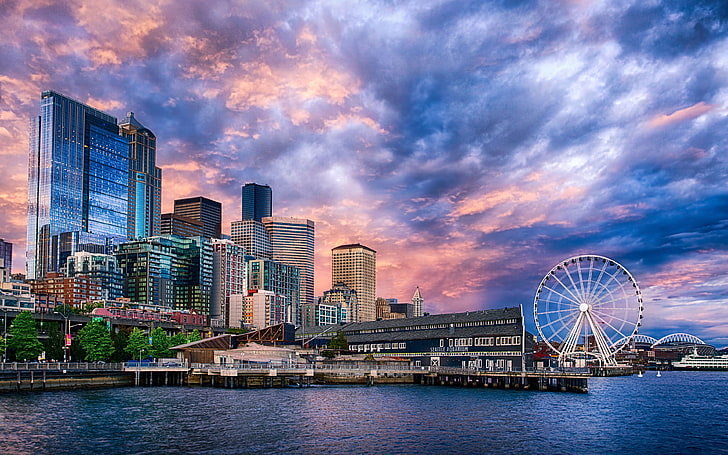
left=231, top=219, right=272, bottom=259
left=331, top=243, right=376, bottom=322
left=119, top=112, right=161, bottom=240
left=115, top=235, right=213, bottom=314
left=63, top=251, right=123, bottom=301
left=171, top=196, right=222, bottom=239
left=247, top=258, right=300, bottom=326
left=308, top=281, right=358, bottom=327
left=0, top=239, right=11, bottom=282
left=210, top=239, right=247, bottom=328
left=262, top=216, right=314, bottom=326
left=241, top=183, right=272, bottom=222
left=27, top=91, right=131, bottom=279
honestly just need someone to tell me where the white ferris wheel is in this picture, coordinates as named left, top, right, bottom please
left=533, top=255, right=643, bottom=366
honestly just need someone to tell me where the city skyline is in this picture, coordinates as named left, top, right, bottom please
left=1, top=1, right=727, bottom=344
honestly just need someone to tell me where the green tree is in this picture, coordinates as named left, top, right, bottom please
left=188, top=329, right=202, bottom=343
left=0, top=334, right=6, bottom=358
left=7, top=311, right=44, bottom=361
left=329, top=331, right=349, bottom=350
left=110, top=328, right=130, bottom=363
left=125, top=327, right=150, bottom=360
left=169, top=332, right=188, bottom=349
left=149, top=327, right=170, bottom=359
left=54, top=303, right=78, bottom=315
left=77, top=319, right=114, bottom=362
left=82, top=301, right=105, bottom=315
left=43, top=321, right=64, bottom=361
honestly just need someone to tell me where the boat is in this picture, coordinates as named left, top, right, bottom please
left=672, top=349, right=728, bottom=371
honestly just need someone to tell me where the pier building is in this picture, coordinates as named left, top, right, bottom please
left=299, top=306, right=534, bottom=371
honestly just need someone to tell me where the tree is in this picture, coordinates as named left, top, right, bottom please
left=188, top=329, right=202, bottom=343
left=169, top=332, right=188, bottom=349
left=82, top=301, right=105, bottom=315
left=43, top=321, right=64, bottom=361
left=7, top=311, right=44, bottom=361
left=125, top=327, right=150, bottom=360
left=149, top=327, right=170, bottom=359
left=110, top=328, right=130, bottom=363
left=0, top=334, right=6, bottom=359
left=77, top=319, right=113, bottom=362
left=329, top=331, right=349, bottom=350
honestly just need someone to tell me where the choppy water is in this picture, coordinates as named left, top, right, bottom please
left=0, top=371, right=726, bottom=454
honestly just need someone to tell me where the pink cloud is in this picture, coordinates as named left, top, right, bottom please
left=648, top=101, right=715, bottom=129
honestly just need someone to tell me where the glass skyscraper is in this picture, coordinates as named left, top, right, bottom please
left=241, top=183, right=272, bottom=222
left=173, top=196, right=222, bottom=239
left=27, top=91, right=130, bottom=279
left=119, top=112, right=161, bottom=240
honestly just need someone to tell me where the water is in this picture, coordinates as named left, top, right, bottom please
left=1, top=371, right=726, bottom=454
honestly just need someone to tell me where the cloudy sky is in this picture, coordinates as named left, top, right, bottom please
left=1, top=0, right=727, bottom=345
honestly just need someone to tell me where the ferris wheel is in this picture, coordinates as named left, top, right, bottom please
left=533, top=255, right=643, bottom=366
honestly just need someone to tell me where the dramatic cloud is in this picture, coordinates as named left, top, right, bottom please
left=1, top=0, right=727, bottom=345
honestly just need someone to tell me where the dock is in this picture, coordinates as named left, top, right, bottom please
left=0, top=362, right=590, bottom=393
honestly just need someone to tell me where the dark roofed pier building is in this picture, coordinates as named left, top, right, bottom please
left=299, top=306, right=533, bottom=371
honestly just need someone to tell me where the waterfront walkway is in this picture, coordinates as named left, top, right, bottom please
left=0, top=362, right=591, bottom=392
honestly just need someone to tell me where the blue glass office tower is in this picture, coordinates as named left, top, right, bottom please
left=27, top=91, right=130, bottom=279
left=241, top=183, right=272, bottom=222
left=119, top=112, right=161, bottom=240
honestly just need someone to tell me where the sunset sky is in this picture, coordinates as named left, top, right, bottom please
left=1, top=1, right=727, bottom=345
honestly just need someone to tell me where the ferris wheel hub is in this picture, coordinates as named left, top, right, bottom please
left=579, top=303, right=589, bottom=312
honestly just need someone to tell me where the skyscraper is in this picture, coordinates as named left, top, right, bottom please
left=247, top=258, right=300, bottom=325
left=115, top=235, right=213, bottom=313
left=331, top=243, right=376, bottom=322
left=160, top=213, right=205, bottom=238
left=0, top=239, right=12, bottom=281
left=241, top=183, right=272, bottom=222
left=119, top=112, right=161, bottom=239
left=262, top=216, right=314, bottom=326
left=210, top=239, right=247, bottom=328
left=231, top=219, right=271, bottom=259
left=27, top=91, right=129, bottom=279
left=173, top=196, right=222, bottom=239
left=412, top=286, right=423, bottom=317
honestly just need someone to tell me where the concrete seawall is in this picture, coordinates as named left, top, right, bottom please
left=0, top=369, right=134, bottom=392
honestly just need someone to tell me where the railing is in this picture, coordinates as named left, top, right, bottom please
left=0, top=362, right=125, bottom=371
left=189, top=363, right=431, bottom=373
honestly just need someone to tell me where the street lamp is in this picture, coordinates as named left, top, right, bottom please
left=53, top=307, right=71, bottom=363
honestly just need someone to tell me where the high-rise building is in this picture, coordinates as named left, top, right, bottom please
left=241, top=183, right=272, bottom=222
left=0, top=239, right=12, bottom=282
left=27, top=91, right=130, bottom=279
left=119, top=112, right=161, bottom=240
left=64, top=251, right=123, bottom=301
left=173, top=196, right=222, bottom=239
left=247, top=258, right=300, bottom=325
left=331, top=243, right=376, bottom=322
left=262, top=216, right=314, bottom=325
left=314, top=281, right=358, bottom=326
left=115, top=235, right=212, bottom=313
left=412, top=286, right=423, bottom=317
left=243, top=289, right=286, bottom=330
left=160, top=213, right=205, bottom=238
left=210, top=239, right=247, bottom=328
left=231, top=219, right=271, bottom=259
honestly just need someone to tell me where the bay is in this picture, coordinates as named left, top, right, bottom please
left=0, top=371, right=726, bottom=454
